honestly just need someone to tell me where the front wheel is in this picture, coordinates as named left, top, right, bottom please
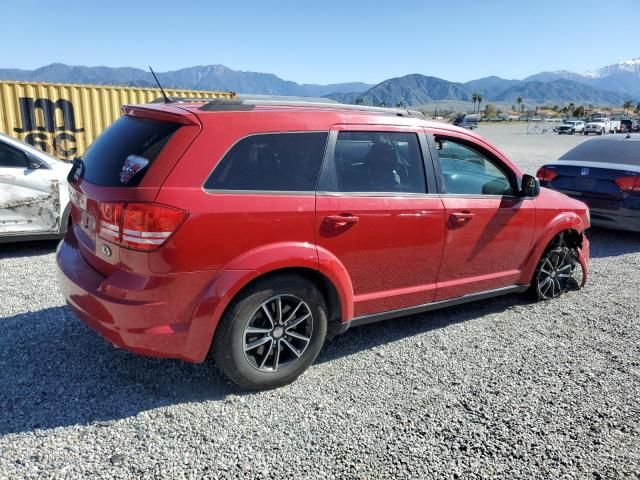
left=213, top=275, right=328, bottom=390
left=531, top=247, right=577, bottom=300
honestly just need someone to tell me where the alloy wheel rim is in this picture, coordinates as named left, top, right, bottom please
left=243, top=295, right=313, bottom=372
left=538, top=249, right=574, bottom=300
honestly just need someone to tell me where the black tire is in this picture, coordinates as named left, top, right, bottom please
left=530, top=246, right=577, bottom=301
left=213, top=274, right=327, bottom=390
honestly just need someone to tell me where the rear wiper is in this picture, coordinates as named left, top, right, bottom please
left=67, top=157, right=85, bottom=183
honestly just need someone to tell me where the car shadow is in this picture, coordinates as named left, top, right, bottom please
left=0, top=239, right=60, bottom=259
left=0, top=293, right=530, bottom=435
left=587, top=227, right=639, bottom=258
left=0, top=306, right=241, bottom=435
left=318, top=292, right=530, bottom=364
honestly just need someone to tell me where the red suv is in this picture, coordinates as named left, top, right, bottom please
left=57, top=98, right=590, bottom=389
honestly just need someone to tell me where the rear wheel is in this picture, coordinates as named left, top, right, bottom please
left=213, top=275, right=327, bottom=390
left=531, top=246, right=577, bottom=300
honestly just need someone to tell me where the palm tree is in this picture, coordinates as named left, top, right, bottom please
left=623, top=100, right=633, bottom=115
left=472, top=93, right=479, bottom=113
left=477, top=94, right=483, bottom=114
left=517, top=97, right=523, bottom=113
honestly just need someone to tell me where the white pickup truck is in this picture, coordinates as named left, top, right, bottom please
left=584, top=117, right=621, bottom=135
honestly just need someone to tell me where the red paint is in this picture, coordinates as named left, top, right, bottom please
left=57, top=103, right=590, bottom=363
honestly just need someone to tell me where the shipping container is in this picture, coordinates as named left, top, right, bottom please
left=0, top=80, right=234, bottom=161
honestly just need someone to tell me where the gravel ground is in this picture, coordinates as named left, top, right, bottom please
left=1, top=125, right=639, bottom=479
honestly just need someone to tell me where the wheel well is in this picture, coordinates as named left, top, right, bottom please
left=230, top=267, right=342, bottom=324
left=545, top=229, right=583, bottom=253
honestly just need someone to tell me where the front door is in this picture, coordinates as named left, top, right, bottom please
left=315, top=126, right=446, bottom=318
left=0, top=139, right=60, bottom=235
left=430, top=133, right=535, bottom=300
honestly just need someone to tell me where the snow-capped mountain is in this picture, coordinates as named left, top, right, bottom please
left=584, top=58, right=640, bottom=78
left=524, top=58, right=640, bottom=97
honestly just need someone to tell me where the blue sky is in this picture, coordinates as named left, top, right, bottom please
left=1, top=0, right=638, bottom=85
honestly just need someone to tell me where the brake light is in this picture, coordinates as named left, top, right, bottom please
left=99, top=202, right=124, bottom=242
left=614, top=175, right=640, bottom=193
left=536, top=166, right=558, bottom=183
left=98, top=202, right=187, bottom=251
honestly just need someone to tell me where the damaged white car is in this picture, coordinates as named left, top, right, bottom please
left=0, top=133, right=71, bottom=243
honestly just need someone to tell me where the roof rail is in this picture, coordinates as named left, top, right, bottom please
left=150, top=96, right=231, bottom=104
left=197, top=95, right=425, bottom=118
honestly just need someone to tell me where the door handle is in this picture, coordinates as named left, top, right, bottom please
left=324, top=214, right=359, bottom=226
left=450, top=211, right=475, bottom=223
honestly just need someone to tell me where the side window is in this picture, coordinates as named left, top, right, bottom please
left=204, top=132, right=328, bottom=192
left=0, top=141, right=28, bottom=168
left=324, top=131, right=426, bottom=193
left=435, top=137, right=514, bottom=196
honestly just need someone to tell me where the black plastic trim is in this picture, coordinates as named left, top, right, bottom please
left=338, top=284, right=529, bottom=331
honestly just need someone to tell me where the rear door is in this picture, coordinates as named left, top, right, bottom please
left=315, top=125, right=446, bottom=318
left=430, top=132, right=535, bottom=300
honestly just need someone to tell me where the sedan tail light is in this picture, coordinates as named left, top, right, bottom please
left=614, top=175, right=640, bottom=193
left=98, top=202, right=188, bottom=251
left=536, top=166, right=558, bottom=183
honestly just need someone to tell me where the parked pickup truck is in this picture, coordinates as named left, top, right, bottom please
left=584, top=118, right=621, bottom=135
left=556, top=120, right=585, bottom=134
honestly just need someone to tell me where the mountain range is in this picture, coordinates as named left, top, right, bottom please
left=0, top=63, right=372, bottom=97
left=0, top=58, right=638, bottom=107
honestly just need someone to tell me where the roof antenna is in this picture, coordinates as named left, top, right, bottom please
left=149, top=66, right=172, bottom=103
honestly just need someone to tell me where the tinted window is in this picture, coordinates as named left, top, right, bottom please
left=0, top=141, right=28, bottom=168
left=82, top=116, right=180, bottom=187
left=559, top=140, right=640, bottom=166
left=436, top=137, right=514, bottom=195
left=205, top=132, right=328, bottom=192
left=323, top=131, right=426, bottom=193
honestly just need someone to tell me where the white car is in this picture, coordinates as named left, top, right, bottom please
left=556, top=121, right=585, bottom=134
left=0, top=133, right=72, bottom=242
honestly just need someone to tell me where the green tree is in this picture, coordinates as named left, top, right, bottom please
left=573, top=105, right=585, bottom=117
left=477, top=94, right=483, bottom=114
left=355, top=97, right=364, bottom=105
left=517, top=97, right=523, bottom=113
left=512, top=104, right=517, bottom=112
left=636, top=102, right=640, bottom=114
left=396, top=100, right=406, bottom=108
left=623, top=100, right=633, bottom=115
left=484, top=104, right=497, bottom=118
left=472, top=93, right=479, bottom=113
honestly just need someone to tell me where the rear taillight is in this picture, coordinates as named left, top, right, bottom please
left=98, top=202, right=187, bottom=251
left=536, top=166, right=558, bottom=183
left=614, top=175, right=640, bottom=193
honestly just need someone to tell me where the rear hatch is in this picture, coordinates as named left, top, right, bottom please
left=68, top=104, right=201, bottom=276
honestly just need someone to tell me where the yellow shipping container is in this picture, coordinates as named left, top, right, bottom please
left=0, top=80, right=234, bottom=161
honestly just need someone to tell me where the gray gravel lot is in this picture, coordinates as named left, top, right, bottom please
left=1, top=125, right=639, bottom=479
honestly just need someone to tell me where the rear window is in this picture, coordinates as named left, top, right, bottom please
left=82, top=116, right=180, bottom=187
left=559, top=140, right=640, bottom=166
left=204, top=132, right=328, bottom=192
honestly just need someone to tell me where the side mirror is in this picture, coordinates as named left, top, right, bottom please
left=27, top=155, right=45, bottom=170
left=520, top=174, right=540, bottom=197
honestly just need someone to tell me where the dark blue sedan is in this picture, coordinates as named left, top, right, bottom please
left=537, top=134, right=640, bottom=232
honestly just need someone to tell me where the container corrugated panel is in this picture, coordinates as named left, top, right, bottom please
left=0, top=80, right=234, bottom=161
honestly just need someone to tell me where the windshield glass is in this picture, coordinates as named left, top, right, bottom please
left=559, top=140, right=640, bottom=166
left=82, top=116, right=180, bottom=187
